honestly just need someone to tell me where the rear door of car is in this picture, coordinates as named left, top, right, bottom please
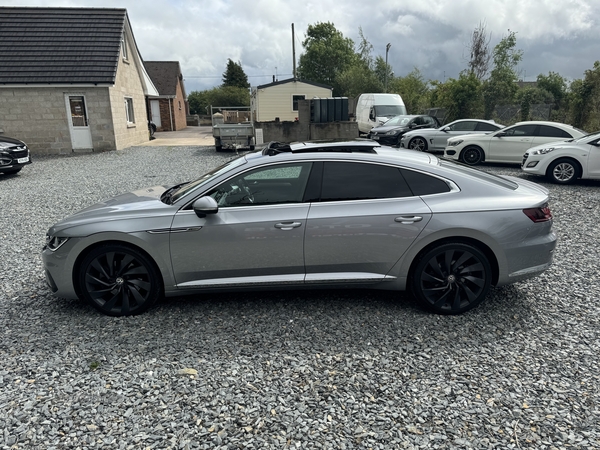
left=530, top=125, right=575, bottom=148
left=303, top=161, right=433, bottom=284
left=169, top=162, right=313, bottom=288
left=487, top=124, right=538, bottom=162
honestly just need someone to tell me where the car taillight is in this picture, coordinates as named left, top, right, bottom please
left=523, top=204, right=552, bottom=223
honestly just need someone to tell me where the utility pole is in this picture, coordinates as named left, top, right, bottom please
left=292, top=23, right=297, bottom=79
left=385, top=43, right=391, bottom=93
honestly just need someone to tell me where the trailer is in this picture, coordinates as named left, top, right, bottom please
left=211, top=106, right=255, bottom=152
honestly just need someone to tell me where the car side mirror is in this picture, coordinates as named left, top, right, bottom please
left=441, top=127, right=450, bottom=132
left=495, top=131, right=507, bottom=137
left=409, top=122, right=416, bottom=129
left=193, top=196, right=218, bottom=218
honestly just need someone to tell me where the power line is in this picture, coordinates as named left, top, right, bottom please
left=185, top=73, right=293, bottom=79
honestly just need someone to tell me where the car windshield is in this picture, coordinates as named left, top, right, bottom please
left=575, top=130, right=600, bottom=142
left=167, top=155, right=248, bottom=204
left=374, top=105, right=407, bottom=118
left=382, top=115, right=414, bottom=127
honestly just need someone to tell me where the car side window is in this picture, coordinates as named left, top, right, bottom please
left=451, top=121, right=477, bottom=132
left=321, top=162, right=412, bottom=201
left=476, top=122, right=499, bottom=132
left=400, top=169, right=451, bottom=195
left=503, top=125, right=537, bottom=136
left=206, top=162, right=312, bottom=207
left=537, top=125, right=573, bottom=138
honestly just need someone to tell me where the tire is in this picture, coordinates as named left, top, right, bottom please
left=460, top=146, right=484, bottom=165
left=411, top=243, right=492, bottom=315
left=2, top=168, right=21, bottom=175
left=215, top=145, right=223, bottom=152
left=78, top=244, right=162, bottom=317
left=547, top=158, right=579, bottom=184
left=408, top=137, right=427, bottom=152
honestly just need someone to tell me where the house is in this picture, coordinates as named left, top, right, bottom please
left=0, top=7, right=159, bottom=154
left=251, top=78, right=333, bottom=122
left=144, top=61, right=188, bottom=132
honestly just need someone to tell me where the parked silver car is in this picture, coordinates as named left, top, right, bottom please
left=43, top=140, right=557, bottom=317
left=400, top=119, right=503, bottom=153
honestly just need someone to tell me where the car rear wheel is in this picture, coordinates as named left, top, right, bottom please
left=78, top=244, right=162, bottom=316
left=461, top=146, right=484, bottom=165
left=547, top=158, right=579, bottom=184
left=411, top=243, right=492, bottom=315
left=408, top=137, right=427, bottom=151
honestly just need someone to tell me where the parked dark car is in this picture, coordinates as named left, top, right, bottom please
left=368, top=115, right=441, bottom=147
left=0, top=135, right=31, bottom=174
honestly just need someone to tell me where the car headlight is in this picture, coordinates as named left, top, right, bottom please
left=447, top=139, right=464, bottom=147
left=385, top=130, right=400, bottom=136
left=46, top=234, right=69, bottom=251
left=529, top=147, right=555, bottom=155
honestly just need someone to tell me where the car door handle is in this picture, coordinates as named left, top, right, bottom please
left=395, top=216, right=423, bottom=224
left=274, top=222, right=302, bottom=230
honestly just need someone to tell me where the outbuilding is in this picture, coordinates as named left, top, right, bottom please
left=0, top=7, right=159, bottom=154
left=251, top=78, right=333, bottom=122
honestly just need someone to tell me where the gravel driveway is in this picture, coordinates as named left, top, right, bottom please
left=1, top=145, right=599, bottom=449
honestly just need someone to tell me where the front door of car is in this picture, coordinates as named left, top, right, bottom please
left=585, top=141, right=600, bottom=178
left=169, top=162, right=313, bottom=288
left=304, top=161, right=432, bottom=283
left=487, top=124, right=537, bottom=162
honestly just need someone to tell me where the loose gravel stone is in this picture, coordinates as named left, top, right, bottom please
left=0, top=146, right=599, bottom=449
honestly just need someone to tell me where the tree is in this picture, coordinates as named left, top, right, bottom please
left=297, top=22, right=356, bottom=95
left=336, top=63, right=382, bottom=98
left=481, top=30, right=523, bottom=118
left=568, top=61, right=600, bottom=130
left=222, top=59, right=250, bottom=89
left=187, top=86, right=250, bottom=115
left=433, top=72, right=482, bottom=121
left=515, top=87, right=553, bottom=121
left=374, top=56, right=393, bottom=89
left=388, top=69, right=430, bottom=114
left=467, top=21, right=492, bottom=80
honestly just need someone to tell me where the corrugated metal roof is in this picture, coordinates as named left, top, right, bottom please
left=0, top=7, right=127, bottom=85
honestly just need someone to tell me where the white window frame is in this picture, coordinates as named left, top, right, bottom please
left=121, top=34, right=129, bottom=61
left=124, top=97, right=135, bottom=124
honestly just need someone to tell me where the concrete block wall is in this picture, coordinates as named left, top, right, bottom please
left=109, top=48, right=151, bottom=150
left=0, top=87, right=115, bottom=155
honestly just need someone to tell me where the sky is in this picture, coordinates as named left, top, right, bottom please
left=4, top=0, right=599, bottom=94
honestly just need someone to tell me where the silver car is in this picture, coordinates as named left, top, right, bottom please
left=43, top=140, right=557, bottom=317
left=400, top=119, right=503, bottom=153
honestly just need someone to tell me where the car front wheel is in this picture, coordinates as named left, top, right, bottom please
left=547, top=158, right=579, bottom=184
left=461, top=146, right=484, bottom=165
left=411, top=243, right=492, bottom=315
left=78, top=244, right=162, bottom=316
left=408, top=137, right=427, bottom=151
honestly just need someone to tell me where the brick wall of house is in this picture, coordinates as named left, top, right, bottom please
left=155, top=79, right=188, bottom=132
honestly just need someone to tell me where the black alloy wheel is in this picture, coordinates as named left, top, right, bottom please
left=461, top=146, right=484, bottom=165
left=79, top=244, right=162, bottom=316
left=547, top=158, right=579, bottom=184
left=412, top=243, right=492, bottom=315
left=409, top=137, right=427, bottom=151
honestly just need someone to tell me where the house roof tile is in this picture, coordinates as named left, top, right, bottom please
left=144, top=61, right=185, bottom=97
left=0, top=7, right=127, bottom=85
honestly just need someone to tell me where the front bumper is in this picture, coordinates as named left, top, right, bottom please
left=0, top=147, right=32, bottom=172
left=42, top=239, right=80, bottom=300
left=369, top=134, right=400, bottom=146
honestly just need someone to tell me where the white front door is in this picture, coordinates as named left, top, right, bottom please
left=150, top=100, right=162, bottom=128
left=65, top=94, right=93, bottom=150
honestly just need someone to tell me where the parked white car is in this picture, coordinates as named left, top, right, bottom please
left=444, top=121, right=586, bottom=165
left=522, top=131, right=600, bottom=184
left=400, top=119, right=503, bottom=153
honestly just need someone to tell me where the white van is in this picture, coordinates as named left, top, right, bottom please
left=355, top=93, right=407, bottom=134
